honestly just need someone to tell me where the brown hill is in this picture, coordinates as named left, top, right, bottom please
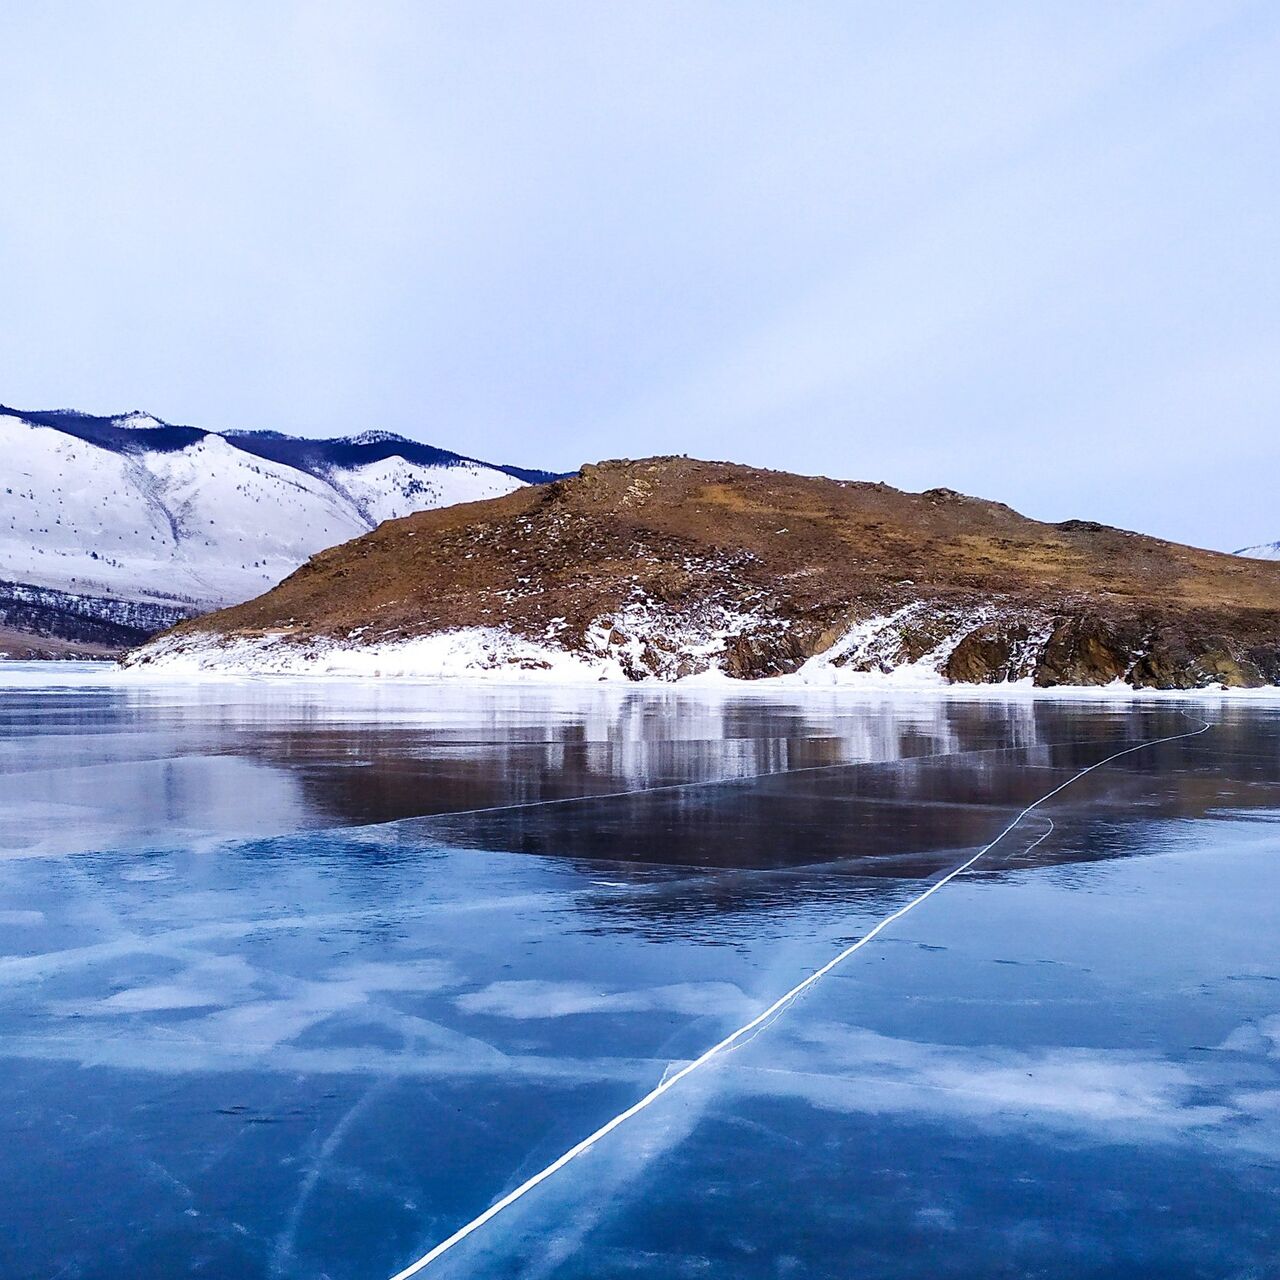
left=127, top=457, right=1280, bottom=688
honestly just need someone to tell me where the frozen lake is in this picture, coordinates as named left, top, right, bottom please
left=2, top=665, right=1279, bottom=1279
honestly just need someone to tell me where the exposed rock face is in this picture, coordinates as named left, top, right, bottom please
left=1128, top=632, right=1272, bottom=691
left=127, top=457, right=1280, bottom=689
left=942, top=624, right=1035, bottom=684
left=721, top=629, right=810, bottom=680
left=1035, top=616, right=1135, bottom=687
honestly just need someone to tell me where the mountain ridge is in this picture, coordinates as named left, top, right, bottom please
left=0, top=404, right=561, bottom=485
left=0, top=403, right=560, bottom=656
left=1236, top=541, right=1280, bottom=561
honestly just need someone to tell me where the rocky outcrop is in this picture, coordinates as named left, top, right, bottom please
left=942, top=623, right=1036, bottom=684
left=126, top=457, right=1280, bottom=689
left=942, top=615, right=1280, bottom=690
left=1034, top=616, right=1135, bottom=687
left=1128, top=632, right=1275, bottom=690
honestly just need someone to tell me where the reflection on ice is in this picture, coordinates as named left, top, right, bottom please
left=0, top=661, right=1137, bottom=855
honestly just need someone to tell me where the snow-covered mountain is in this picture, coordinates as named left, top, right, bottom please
left=0, top=404, right=557, bottom=652
left=1236, top=541, right=1280, bottom=561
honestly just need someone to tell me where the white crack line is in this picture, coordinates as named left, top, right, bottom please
left=388, top=714, right=1212, bottom=1279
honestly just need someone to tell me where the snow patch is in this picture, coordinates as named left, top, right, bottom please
left=126, top=627, right=614, bottom=681
left=326, top=456, right=523, bottom=526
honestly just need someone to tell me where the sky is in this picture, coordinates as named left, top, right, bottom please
left=1, top=1, right=1277, bottom=551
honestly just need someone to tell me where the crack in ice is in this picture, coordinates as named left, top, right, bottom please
left=388, top=714, right=1213, bottom=1278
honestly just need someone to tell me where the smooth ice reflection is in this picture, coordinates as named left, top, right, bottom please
left=1, top=664, right=1278, bottom=1279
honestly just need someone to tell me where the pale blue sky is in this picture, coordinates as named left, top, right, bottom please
left=2, top=2, right=1277, bottom=550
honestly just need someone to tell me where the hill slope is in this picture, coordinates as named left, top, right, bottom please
left=0, top=404, right=557, bottom=654
left=127, top=457, right=1280, bottom=689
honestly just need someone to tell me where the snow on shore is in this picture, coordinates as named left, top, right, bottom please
left=127, top=627, right=616, bottom=681
left=121, top=612, right=1280, bottom=697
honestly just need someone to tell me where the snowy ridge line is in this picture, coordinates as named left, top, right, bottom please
left=0, top=409, right=533, bottom=611
left=1236, top=540, right=1280, bottom=561
left=387, top=715, right=1213, bottom=1279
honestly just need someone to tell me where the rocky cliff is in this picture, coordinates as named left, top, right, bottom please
left=126, top=457, right=1280, bottom=689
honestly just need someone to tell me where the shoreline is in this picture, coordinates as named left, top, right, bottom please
left=6, top=657, right=1280, bottom=702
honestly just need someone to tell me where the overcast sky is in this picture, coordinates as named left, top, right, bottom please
left=2, top=2, right=1277, bottom=550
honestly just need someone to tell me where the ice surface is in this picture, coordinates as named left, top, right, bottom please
left=1, top=671, right=1278, bottom=1279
